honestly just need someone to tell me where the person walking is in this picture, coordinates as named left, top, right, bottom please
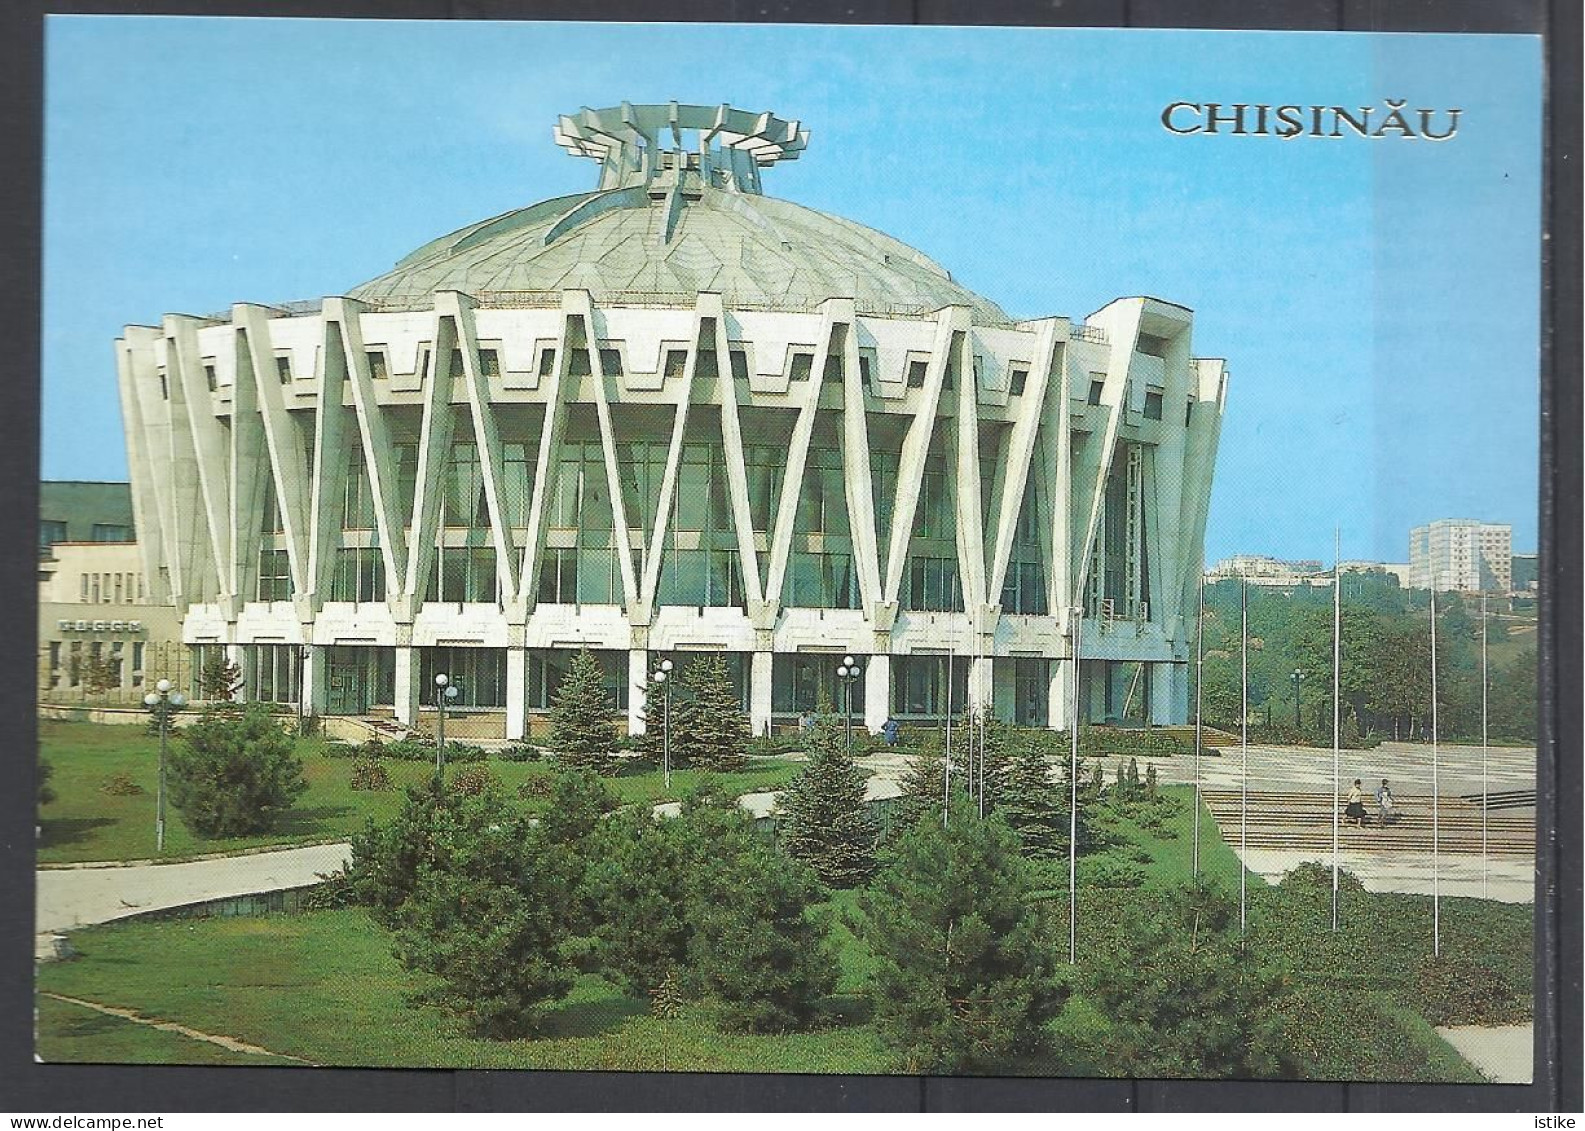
left=1344, top=778, right=1368, bottom=828
left=1376, top=778, right=1397, bottom=826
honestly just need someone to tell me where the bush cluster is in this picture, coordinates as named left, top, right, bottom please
left=99, top=771, right=145, bottom=796
left=349, top=758, right=393, bottom=792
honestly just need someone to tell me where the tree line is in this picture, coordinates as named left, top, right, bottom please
left=1196, top=576, right=1537, bottom=743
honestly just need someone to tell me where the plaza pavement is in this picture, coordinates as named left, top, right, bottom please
left=1435, top=1023, right=1534, bottom=1084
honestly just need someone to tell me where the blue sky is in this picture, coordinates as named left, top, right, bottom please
left=42, top=18, right=1542, bottom=563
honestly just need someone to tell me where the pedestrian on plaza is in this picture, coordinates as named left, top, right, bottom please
left=1376, top=778, right=1397, bottom=826
left=881, top=716, right=900, bottom=746
left=1344, top=778, right=1368, bottom=828
left=798, top=709, right=814, bottom=735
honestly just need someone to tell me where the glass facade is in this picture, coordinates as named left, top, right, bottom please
left=891, top=654, right=970, bottom=719
left=246, top=643, right=300, bottom=704
left=771, top=653, right=866, bottom=718
left=420, top=647, right=506, bottom=709
left=525, top=648, right=630, bottom=711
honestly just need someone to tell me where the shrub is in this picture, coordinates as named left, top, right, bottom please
left=385, top=738, right=436, bottom=762
left=449, top=764, right=499, bottom=797
left=322, top=740, right=357, bottom=759
left=299, top=870, right=359, bottom=911
left=516, top=774, right=555, bottom=801
left=862, top=802, right=1070, bottom=1073
left=441, top=742, right=489, bottom=764
left=166, top=704, right=308, bottom=837
left=1280, top=860, right=1367, bottom=893
left=549, top=649, right=617, bottom=775
left=1414, top=955, right=1529, bottom=1027
left=499, top=743, right=542, bottom=763
left=1082, top=879, right=1292, bottom=1079
left=775, top=711, right=876, bottom=888
left=357, top=737, right=387, bottom=760
left=1077, top=856, right=1146, bottom=889
left=99, top=771, right=145, bottom=796
left=350, top=758, right=393, bottom=792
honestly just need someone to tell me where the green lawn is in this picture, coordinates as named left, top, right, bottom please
left=36, top=993, right=301, bottom=1066
left=37, top=908, right=896, bottom=1072
left=37, top=721, right=808, bottom=864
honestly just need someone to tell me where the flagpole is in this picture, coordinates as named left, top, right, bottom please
left=1070, top=605, right=1082, bottom=965
left=1481, top=591, right=1489, bottom=898
left=944, top=632, right=953, bottom=827
left=1240, top=575, right=1249, bottom=943
left=1332, top=529, right=1342, bottom=932
left=1193, top=572, right=1204, bottom=877
left=1431, top=588, right=1441, bottom=958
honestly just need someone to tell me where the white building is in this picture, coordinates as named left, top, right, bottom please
left=114, top=103, right=1228, bottom=739
left=1409, top=520, right=1512, bottom=593
left=1206, top=554, right=1328, bottom=587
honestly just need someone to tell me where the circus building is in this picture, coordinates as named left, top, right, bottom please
left=114, top=102, right=1228, bottom=740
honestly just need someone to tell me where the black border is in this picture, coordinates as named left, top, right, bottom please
left=3, top=0, right=1576, bottom=1113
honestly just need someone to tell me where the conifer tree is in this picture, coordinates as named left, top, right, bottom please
left=549, top=648, right=616, bottom=774
left=672, top=654, right=748, bottom=772
left=950, top=709, right=1014, bottom=815
left=862, top=799, right=1069, bottom=1072
left=776, top=710, right=876, bottom=888
left=996, top=745, right=1070, bottom=860
left=889, top=740, right=966, bottom=836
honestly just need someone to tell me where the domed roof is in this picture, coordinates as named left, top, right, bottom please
left=348, top=102, right=1009, bottom=324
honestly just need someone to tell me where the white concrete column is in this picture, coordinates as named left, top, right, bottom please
left=967, top=656, right=994, bottom=717
left=394, top=646, right=419, bottom=726
left=750, top=650, right=774, bottom=738
left=1049, top=658, right=1074, bottom=731
left=301, top=645, right=328, bottom=718
left=863, top=653, right=890, bottom=733
left=628, top=648, right=648, bottom=737
left=506, top=648, right=526, bottom=741
left=1150, top=661, right=1186, bottom=725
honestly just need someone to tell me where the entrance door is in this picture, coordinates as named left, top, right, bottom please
left=325, top=647, right=370, bottom=715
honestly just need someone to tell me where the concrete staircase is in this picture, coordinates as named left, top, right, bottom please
left=1201, top=789, right=1535, bottom=858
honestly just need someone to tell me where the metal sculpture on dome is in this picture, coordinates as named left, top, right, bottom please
left=553, top=102, right=808, bottom=195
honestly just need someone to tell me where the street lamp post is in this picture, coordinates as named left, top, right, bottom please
left=1292, top=668, right=1305, bottom=729
left=835, top=656, right=862, bottom=757
left=433, top=673, right=459, bottom=776
left=142, top=678, right=188, bottom=854
left=650, top=658, right=674, bottom=788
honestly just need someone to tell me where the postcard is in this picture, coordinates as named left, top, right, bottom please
left=36, top=17, right=1542, bottom=1084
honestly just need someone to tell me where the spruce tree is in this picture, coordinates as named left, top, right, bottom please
left=950, top=710, right=1014, bottom=815
left=549, top=648, right=616, bottom=774
left=673, top=654, right=748, bottom=772
left=861, top=799, right=1069, bottom=1072
left=890, top=740, right=966, bottom=835
left=776, top=710, right=876, bottom=888
left=997, top=745, right=1069, bottom=860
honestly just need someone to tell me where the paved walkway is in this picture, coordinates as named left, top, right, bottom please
left=36, top=842, right=351, bottom=954
left=1436, top=1023, right=1534, bottom=1083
